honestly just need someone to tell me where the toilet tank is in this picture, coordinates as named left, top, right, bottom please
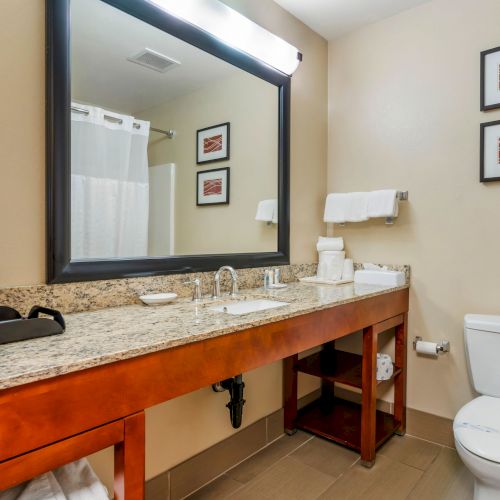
left=464, top=314, right=500, bottom=397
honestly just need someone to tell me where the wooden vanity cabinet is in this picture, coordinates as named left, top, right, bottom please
left=0, top=288, right=408, bottom=498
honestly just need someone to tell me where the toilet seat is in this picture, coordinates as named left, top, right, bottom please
left=454, top=396, right=500, bottom=464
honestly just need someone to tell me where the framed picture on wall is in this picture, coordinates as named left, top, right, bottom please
left=197, top=167, right=230, bottom=206
left=481, top=46, right=500, bottom=111
left=196, top=122, right=230, bottom=164
left=480, top=120, right=500, bottom=182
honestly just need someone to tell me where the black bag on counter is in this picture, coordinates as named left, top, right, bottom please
left=0, top=306, right=65, bottom=345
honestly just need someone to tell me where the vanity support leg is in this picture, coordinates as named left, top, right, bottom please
left=283, top=354, right=298, bottom=435
left=114, top=412, right=145, bottom=500
left=394, top=313, right=408, bottom=436
left=361, top=325, right=377, bottom=467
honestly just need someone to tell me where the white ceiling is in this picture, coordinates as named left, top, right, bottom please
left=71, top=0, right=238, bottom=114
left=273, top=0, right=431, bottom=40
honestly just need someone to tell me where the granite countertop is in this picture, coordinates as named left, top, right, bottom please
left=0, top=281, right=409, bottom=390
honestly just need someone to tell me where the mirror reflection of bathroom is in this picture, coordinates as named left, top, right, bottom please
left=70, top=0, right=279, bottom=260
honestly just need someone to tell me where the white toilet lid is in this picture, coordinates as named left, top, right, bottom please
left=454, top=396, right=500, bottom=463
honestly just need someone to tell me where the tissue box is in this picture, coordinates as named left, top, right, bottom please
left=354, top=270, right=405, bottom=287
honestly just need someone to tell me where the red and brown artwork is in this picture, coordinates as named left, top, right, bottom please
left=203, top=178, right=222, bottom=196
left=203, top=134, right=223, bottom=154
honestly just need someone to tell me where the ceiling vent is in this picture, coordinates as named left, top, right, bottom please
left=127, top=48, right=180, bottom=73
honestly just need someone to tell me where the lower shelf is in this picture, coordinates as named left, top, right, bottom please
left=296, top=397, right=400, bottom=451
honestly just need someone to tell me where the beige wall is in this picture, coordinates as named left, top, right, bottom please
left=0, top=0, right=327, bottom=288
left=0, top=1, right=45, bottom=287
left=140, top=72, right=278, bottom=255
left=0, top=0, right=327, bottom=490
left=328, top=0, right=500, bottom=419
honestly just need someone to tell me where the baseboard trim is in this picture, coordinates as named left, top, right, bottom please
left=146, top=393, right=454, bottom=499
left=406, top=407, right=454, bottom=448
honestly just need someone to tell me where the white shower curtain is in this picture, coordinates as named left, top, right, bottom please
left=71, top=103, right=150, bottom=259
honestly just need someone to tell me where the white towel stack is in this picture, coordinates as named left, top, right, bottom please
left=324, top=190, right=399, bottom=223
left=316, top=236, right=345, bottom=281
left=255, top=199, right=278, bottom=224
left=317, top=251, right=345, bottom=281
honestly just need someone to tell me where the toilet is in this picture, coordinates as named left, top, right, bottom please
left=454, top=315, right=500, bottom=500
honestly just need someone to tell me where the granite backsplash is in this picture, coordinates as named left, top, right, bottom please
left=0, top=263, right=410, bottom=315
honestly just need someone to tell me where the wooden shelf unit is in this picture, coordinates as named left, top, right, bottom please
left=296, top=350, right=402, bottom=389
left=296, top=398, right=400, bottom=452
left=284, top=312, right=408, bottom=467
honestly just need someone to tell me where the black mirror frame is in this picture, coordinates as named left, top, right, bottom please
left=46, top=0, right=291, bottom=284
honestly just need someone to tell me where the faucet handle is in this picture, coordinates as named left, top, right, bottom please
left=183, top=278, right=202, bottom=302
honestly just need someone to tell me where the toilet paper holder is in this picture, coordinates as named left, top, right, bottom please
left=413, top=336, right=450, bottom=354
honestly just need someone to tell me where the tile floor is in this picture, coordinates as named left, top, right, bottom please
left=187, top=432, right=474, bottom=500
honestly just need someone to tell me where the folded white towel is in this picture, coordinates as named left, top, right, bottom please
left=317, top=250, right=345, bottom=281
left=367, top=189, right=398, bottom=218
left=324, top=192, right=369, bottom=223
left=316, top=236, right=344, bottom=252
left=0, top=459, right=108, bottom=500
left=256, top=199, right=277, bottom=223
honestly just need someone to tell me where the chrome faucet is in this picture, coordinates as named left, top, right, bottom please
left=213, top=266, right=238, bottom=299
left=183, top=278, right=202, bottom=302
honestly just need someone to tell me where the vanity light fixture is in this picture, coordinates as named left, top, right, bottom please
left=147, top=0, right=302, bottom=75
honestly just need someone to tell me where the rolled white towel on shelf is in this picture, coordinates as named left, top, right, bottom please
left=316, top=236, right=344, bottom=252
left=324, top=192, right=369, bottom=223
left=367, top=189, right=399, bottom=218
left=317, top=251, right=345, bottom=281
left=255, top=199, right=277, bottom=223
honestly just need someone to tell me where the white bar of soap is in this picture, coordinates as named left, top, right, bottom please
left=354, top=270, right=405, bottom=287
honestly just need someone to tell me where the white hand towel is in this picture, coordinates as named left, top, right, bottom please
left=316, top=236, right=344, bottom=252
left=324, top=193, right=349, bottom=223
left=367, top=189, right=398, bottom=218
left=256, top=199, right=277, bottom=223
left=272, top=203, right=278, bottom=224
left=317, top=251, right=345, bottom=281
left=345, top=192, right=369, bottom=222
left=324, top=192, right=369, bottom=223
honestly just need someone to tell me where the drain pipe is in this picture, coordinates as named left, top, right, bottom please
left=212, top=375, right=246, bottom=429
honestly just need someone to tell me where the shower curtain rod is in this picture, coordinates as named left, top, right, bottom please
left=71, top=106, right=175, bottom=139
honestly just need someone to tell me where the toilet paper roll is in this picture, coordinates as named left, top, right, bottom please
left=376, top=353, right=394, bottom=381
left=415, top=340, right=438, bottom=357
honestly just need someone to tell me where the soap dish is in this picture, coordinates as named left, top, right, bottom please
left=139, top=293, right=178, bottom=306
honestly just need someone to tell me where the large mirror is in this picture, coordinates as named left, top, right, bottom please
left=46, top=0, right=290, bottom=283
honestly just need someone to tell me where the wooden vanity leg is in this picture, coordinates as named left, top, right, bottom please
left=114, top=412, right=145, bottom=500
left=394, top=313, right=408, bottom=436
left=361, top=326, right=377, bottom=467
left=283, top=354, right=298, bottom=435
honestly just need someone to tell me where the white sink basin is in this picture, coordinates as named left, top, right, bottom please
left=210, top=299, right=289, bottom=315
